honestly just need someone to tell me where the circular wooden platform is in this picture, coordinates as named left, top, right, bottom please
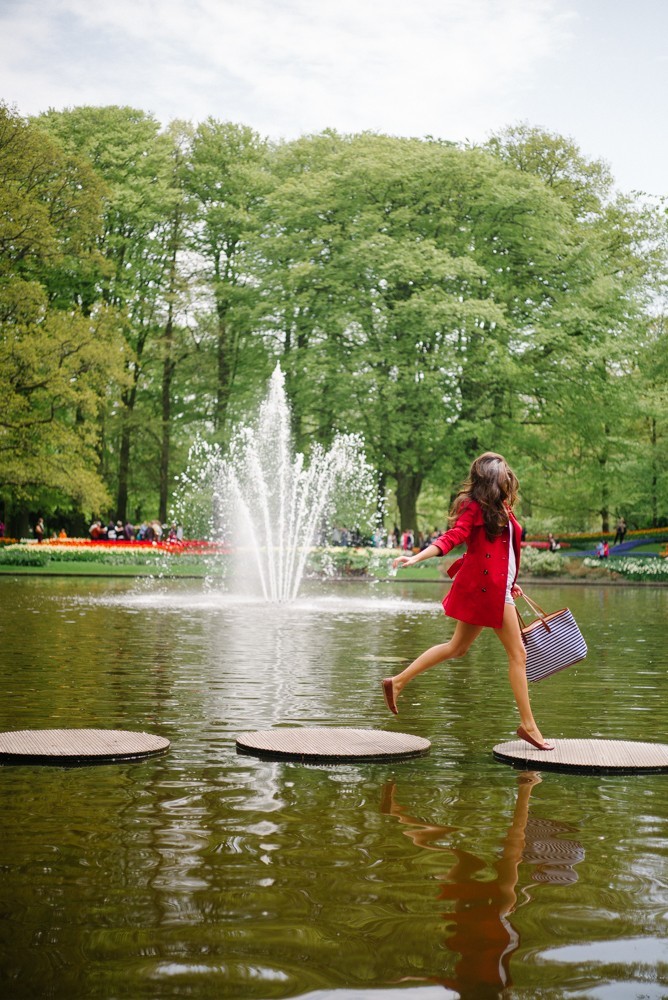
left=494, top=738, right=668, bottom=775
left=236, top=727, right=431, bottom=763
left=0, top=729, right=170, bottom=765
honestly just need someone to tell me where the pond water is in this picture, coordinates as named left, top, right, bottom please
left=0, top=576, right=667, bottom=1000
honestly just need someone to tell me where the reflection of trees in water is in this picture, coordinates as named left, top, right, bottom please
left=381, top=773, right=584, bottom=997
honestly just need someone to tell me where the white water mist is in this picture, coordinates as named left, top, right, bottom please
left=174, top=366, right=378, bottom=602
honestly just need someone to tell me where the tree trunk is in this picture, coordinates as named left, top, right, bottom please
left=159, top=224, right=179, bottom=523
left=116, top=321, right=150, bottom=520
left=395, top=471, right=423, bottom=539
left=599, top=424, right=610, bottom=533
left=7, top=503, right=30, bottom=540
left=650, top=416, right=658, bottom=527
left=116, top=419, right=132, bottom=523
left=214, top=303, right=233, bottom=433
left=159, top=318, right=175, bottom=524
left=116, top=377, right=139, bottom=522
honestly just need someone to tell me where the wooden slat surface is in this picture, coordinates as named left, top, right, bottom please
left=237, top=727, right=430, bottom=762
left=494, top=738, right=668, bottom=774
left=0, top=728, right=170, bottom=762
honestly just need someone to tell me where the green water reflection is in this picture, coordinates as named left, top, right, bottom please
left=0, top=577, right=667, bottom=999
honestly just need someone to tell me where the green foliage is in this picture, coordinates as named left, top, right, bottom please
left=0, top=104, right=127, bottom=518
left=1, top=103, right=666, bottom=539
left=516, top=547, right=567, bottom=576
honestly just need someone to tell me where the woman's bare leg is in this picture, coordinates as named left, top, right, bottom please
left=494, top=603, right=547, bottom=744
left=387, top=619, right=483, bottom=705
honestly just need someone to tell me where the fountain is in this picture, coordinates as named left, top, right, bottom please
left=174, top=365, right=379, bottom=602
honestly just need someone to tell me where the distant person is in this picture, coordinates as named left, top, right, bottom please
left=384, top=451, right=553, bottom=751
left=595, top=541, right=606, bottom=558
left=613, top=517, right=627, bottom=546
left=34, top=517, right=45, bottom=543
left=547, top=533, right=561, bottom=552
left=603, top=540, right=610, bottom=558
left=123, top=521, right=134, bottom=541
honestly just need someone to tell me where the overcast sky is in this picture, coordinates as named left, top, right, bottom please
left=1, top=0, right=666, bottom=197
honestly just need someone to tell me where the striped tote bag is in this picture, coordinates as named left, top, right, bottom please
left=517, top=594, right=587, bottom=682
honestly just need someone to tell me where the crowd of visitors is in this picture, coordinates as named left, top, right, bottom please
left=88, top=519, right=184, bottom=543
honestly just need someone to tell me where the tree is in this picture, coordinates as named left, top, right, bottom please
left=186, top=120, right=270, bottom=437
left=0, top=104, right=126, bottom=533
left=36, top=106, right=183, bottom=521
left=254, top=133, right=580, bottom=534
left=485, top=125, right=666, bottom=530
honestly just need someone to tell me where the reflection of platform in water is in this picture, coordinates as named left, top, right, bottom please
left=0, top=729, right=170, bottom=765
left=237, top=727, right=430, bottom=763
left=494, top=738, right=668, bottom=774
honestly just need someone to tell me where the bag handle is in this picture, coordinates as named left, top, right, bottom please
left=515, top=592, right=552, bottom=633
left=519, top=592, right=548, bottom=618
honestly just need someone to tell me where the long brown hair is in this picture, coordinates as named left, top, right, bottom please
left=449, top=452, right=519, bottom=539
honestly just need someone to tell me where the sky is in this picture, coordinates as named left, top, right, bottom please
left=1, top=0, right=666, bottom=197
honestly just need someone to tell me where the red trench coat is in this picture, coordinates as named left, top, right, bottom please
left=431, top=500, right=522, bottom=628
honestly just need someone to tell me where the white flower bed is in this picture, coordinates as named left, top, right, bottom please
left=584, top=557, right=668, bottom=580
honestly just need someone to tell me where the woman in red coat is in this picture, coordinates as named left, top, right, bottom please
left=382, top=452, right=553, bottom=751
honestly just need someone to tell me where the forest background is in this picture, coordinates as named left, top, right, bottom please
left=1, top=101, right=667, bottom=541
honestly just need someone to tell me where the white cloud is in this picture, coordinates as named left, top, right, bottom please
left=0, top=0, right=575, bottom=138
left=2, top=0, right=668, bottom=196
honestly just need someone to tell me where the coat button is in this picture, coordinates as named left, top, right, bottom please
left=481, top=587, right=487, bottom=592
left=485, top=553, right=491, bottom=559
left=483, top=569, right=488, bottom=575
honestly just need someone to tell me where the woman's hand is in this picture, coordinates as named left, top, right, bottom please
left=393, top=554, right=416, bottom=570
left=511, top=584, right=524, bottom=598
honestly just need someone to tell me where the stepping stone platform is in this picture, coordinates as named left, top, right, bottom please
left=494, top=738, right=668, bottom=775
left=236, top=727, right=430, bottom=763
left=0, top=729, right=170, bottom=765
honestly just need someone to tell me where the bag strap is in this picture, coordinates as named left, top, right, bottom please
left=519, top=592, right=548, bottom=618
left=516, top=592, right=551, bottom=633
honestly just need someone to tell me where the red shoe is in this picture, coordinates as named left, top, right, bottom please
left=381, top=678, right=398, bottom=715
left=517, top=725, right=554, bottom=751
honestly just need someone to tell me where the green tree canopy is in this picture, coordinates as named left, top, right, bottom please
left=0, top=104, right=127, bottom=529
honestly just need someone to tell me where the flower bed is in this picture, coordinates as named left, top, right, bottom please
left=559, top=526, right=668, bottom=544
left=0, top=538, right=229, bottom=568
left=583, top=557, right=668, bottom=581
left=41, top=537, right=227, bottom=554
